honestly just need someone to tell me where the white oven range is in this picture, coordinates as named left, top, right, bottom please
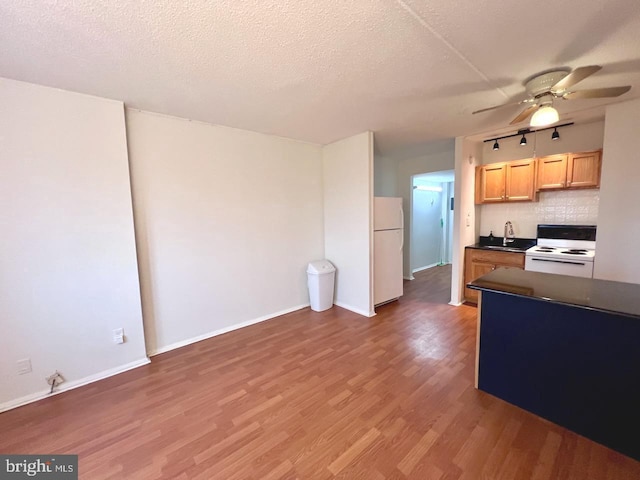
left=525, top=225, right=596, bottom=278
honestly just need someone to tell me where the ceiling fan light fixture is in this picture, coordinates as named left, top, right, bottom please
left=493, top=140, right=499, bottom=150
left=520, top=134, right=527, bottom=146
left=551, top=128, right=560, bottom=140
left=530, top=105, right=559, bottom=127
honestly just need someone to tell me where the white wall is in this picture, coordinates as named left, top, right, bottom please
left=594, top=99, right=640, bottom=284
left=481, top=120, right=604, bottom=164
left=395, top=140, right=455, bottom=278
left=411, top=182, right=444, bottom=271
left=126, top=110, right=325, bottom=354
left=374, top=154, right=398, bottom=197
left=451, top=138, right=481, bottom=305
left=323, top=132, right=374, bottom=316
left=0, top=78, right=148, bottom=411
left=478, top=120, right=604, bottom=239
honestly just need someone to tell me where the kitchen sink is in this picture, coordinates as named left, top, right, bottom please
left=479, top=245, right=528, bottom=253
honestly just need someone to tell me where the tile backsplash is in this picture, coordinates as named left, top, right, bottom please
left=479, top=189, right=599, bottom=239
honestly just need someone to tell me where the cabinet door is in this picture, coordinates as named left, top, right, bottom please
left=506, top=159, right=536, bottom=201
left=465, top=261, right=496, bottom=303
left=464, top=248, right=526, bottom=303
left=476, top=163, right=506, bottom=204
left=537, top=154, right=567, bottom=190
left=567, top=150, right=601, bottom=188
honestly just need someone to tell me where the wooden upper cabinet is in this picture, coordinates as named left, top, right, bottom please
left=567, top=150, right=602, bottom=188
left=476, top=163, right=506, bottom=203
left=537, top=154, right=568, bottom=190
left=536, top=150, right=602, bottom=191
left=475, top=159, right=536, bottom=204
left=506, top=159, right=536, bottom=201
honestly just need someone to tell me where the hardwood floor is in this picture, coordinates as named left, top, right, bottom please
left=2, top=264, right=639, bottom=479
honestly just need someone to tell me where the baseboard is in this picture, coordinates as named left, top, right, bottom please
left=0, top=357, right=150, bottom=414
left=412, top=262, right=438, bottom=273
left=148, top=303, right=310, bottom=357
left=334, top=302, right=375, bottom=318
left=448, top=301, right=463, bottom=307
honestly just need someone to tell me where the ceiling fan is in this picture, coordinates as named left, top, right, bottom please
left=473, top=65, right=631, bottom=126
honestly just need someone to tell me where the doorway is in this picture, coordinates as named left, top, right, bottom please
left=410, top=170, right=454, bottom=282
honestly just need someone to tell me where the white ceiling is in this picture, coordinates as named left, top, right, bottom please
left=2, top=1, right=640, bottom=154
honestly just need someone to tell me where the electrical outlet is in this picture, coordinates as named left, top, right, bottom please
left=113, top=328, right=125, bottom=344
left=17, top=358, right=32, bottom=375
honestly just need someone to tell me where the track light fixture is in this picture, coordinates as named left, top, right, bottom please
left=483, top=123, right=573, bottom=149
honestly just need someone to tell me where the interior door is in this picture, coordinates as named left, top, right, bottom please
left=374, top=229, right=403, bottom=305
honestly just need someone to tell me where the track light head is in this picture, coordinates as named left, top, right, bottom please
left=551, top=128, right=560, bottom=140
left=493, top=140, right=499, bottom=150
left=520, top=134, right=527, bottom=146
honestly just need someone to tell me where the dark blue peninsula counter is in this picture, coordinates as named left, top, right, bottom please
left=468, top=268, right=640, bottom=461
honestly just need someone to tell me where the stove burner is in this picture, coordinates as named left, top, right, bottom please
left=562, top=249, right=589, bottom=255
left=536, top=247, right=555, bottom=252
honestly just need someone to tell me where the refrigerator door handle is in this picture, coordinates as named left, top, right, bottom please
left=399, top=206, right=404, bottom=251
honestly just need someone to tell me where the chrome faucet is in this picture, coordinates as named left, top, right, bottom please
left=503, top=221, right=515, bottom=246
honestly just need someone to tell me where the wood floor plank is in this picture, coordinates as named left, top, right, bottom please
left=1, top=265, right=639, bottom=479
left=397, top=429, right=439, bottom=475
left=327, top=427, right=381, bottom=475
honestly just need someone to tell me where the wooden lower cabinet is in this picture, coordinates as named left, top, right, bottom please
left=464, top=248, right=525, bottom=303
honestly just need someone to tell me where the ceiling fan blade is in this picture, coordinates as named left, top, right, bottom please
left=551, top=65, right=602, bottom=91
left=510, top=105, right=538, bottom=125
left=563, top=86, right=632, bottom=99
left=472, top=99, right=532, bottom=115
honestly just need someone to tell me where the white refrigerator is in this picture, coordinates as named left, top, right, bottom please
left=374, top=197, right=404, bottom=306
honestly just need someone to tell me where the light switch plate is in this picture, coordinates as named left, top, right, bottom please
left=113, top=328, right=125, bottom=344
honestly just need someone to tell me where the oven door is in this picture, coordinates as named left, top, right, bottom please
left=525, top=255, right=594, bottom=278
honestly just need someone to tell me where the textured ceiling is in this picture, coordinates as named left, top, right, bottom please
left=2, top=0, right=640, bottom=154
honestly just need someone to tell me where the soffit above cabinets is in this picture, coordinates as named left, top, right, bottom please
left=1, top=0, right=639, bottom=154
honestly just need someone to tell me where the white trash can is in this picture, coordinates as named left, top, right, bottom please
left=307, top=260, right=336, bottom=312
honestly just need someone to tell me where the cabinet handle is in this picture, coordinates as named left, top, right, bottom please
left=491, top=265, right=496, bottom=270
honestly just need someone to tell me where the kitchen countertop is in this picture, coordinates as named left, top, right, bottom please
left=466, top=236, right=536, bottom=253
left=467, top=268, right=640, bottom=319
